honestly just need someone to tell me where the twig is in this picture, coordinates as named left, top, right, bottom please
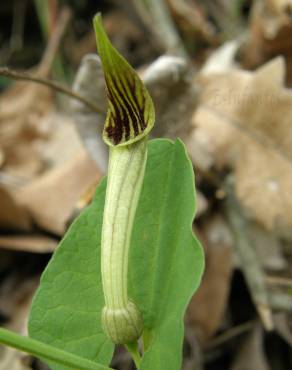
left=130, top=0, right=162, bottom=49
left=269, top=292, right=292, bottom=311
left=266, top=276, right=292, bottom=288
left=136, top=0, right=188, bottom=58
left=37, top=6, right=72, bottom=77
left=0, top=67, right=102, bottom=113
left=10, top=0, right=27, bottom=51
left=224, top=181, right=274, bottom=331
left=205, top=320, right=255, bottom=349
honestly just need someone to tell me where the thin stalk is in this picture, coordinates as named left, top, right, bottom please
left=0, top=328, right=112, bottom=370
left=126, top=341, right=142, bottom=369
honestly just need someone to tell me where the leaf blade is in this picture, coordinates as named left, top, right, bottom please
left=28, top=139, right=204, bottom=370
left=28, top=179, right=114, bottom=370
left=129, top=139, right=204, bottom=370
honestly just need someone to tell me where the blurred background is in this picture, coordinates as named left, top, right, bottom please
left=1, top=0, right=292, bottom=369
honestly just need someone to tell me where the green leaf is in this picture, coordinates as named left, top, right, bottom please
left=28, top=178, right=114, bottom=370
left=129, top=139, right=204, bottom=370
left=93, top=14, right=155, bottom=147
left=28, top=139, right=204, bottom=370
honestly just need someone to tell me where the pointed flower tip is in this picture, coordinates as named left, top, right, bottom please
left=93, top=13, right=105, bottom=43
left=93, top=13, right=155, bottom=147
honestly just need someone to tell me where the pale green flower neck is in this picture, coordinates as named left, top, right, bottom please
left=101, top=138, right=147, bottom=343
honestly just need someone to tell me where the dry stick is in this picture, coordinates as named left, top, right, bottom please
left=0, top=8, right=101, bottom=113
left=0, top=67, right=102, bottom=113
left=205, top=320, right=255, bottom=349
left=269, top=292, right=292, bottom=312
left=266, top=276, right=292, bottom=288
left=224, top=182, right=274, bottom=331
left=37, top=6, right=72, bottom=77
left=136, top=0, right=188, bottom=58
left=130, top=0, right=163, bottom=51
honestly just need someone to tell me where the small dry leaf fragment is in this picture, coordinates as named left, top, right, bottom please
left=187, top=216, right=233, bottom=344
left=0, top=187, right=31, bottom=231
left=241, top=0, right=292, bottom=85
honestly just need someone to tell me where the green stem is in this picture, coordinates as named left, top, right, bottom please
left=142, top=329, right=153, bottom=352
left=0, top=328, right=112, bottom=370
left=126, top=341, right=142, bottom=369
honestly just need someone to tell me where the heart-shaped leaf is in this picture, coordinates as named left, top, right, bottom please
left=28, top=178, right=114, bottom=370
left=129, top=138, right=204, bottom=370
left=28, top=138, right=204, bottom=370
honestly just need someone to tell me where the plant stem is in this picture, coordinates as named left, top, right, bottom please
left=142, top=329, right=152, bottom=352
left=126, top=341, right=142, bottom=369
left=0, top=328, right=112, bottom=370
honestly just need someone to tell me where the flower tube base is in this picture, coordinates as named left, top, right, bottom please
left=102, top=301, right=143, bottom=344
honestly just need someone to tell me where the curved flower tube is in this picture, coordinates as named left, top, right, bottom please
left=94, top=14, right=155, bottom=344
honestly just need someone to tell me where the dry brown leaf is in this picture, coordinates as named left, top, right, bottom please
left=14, top=149, right=101, bottom=235
left=194, top=57, right=292, bottom=235
left=0, top=186, right=31, bottom=231
left=0, top=149, right=4, bottom=168
left=241, top=0, right=292, bottom=85
left=187, top=215, right=233, bottom=344
left=36, top=111, right=84, bottom=167
left=0, top=80, right=53, bottom=179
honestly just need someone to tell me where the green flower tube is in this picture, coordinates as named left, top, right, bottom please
left=94, top=14, right=155, bottom=344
